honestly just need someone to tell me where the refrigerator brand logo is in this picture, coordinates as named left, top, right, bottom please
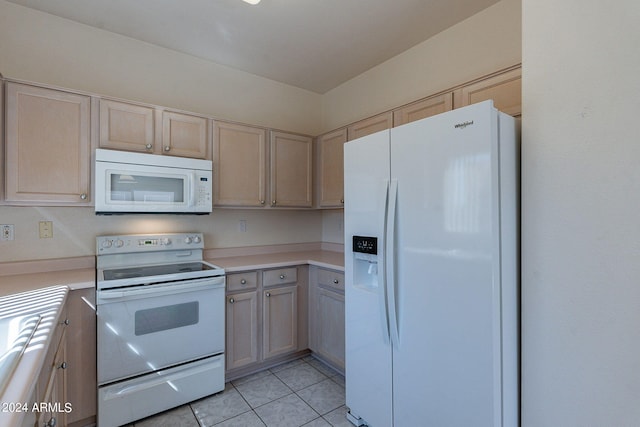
left=454, top=120, right=474, bottom=129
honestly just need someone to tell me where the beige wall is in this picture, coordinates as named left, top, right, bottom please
left=0, top=0, right=321, bottom=135
left=320, top=0, right=521, bottom=132
left=522, top=0, right=640, bottom=424
left=0, top=206, right=322, bottom=263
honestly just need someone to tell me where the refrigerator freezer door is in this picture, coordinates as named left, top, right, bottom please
left=390, top=102, right=504, bottom=426
left=344, top=129, right=393, bottom=427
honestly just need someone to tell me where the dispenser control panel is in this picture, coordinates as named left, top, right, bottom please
left=353, top=236, right=377, bottom=255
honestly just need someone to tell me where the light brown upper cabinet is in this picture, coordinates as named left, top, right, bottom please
left=213, top=121, right=267, bottom=207
left=270, top=131, right=313, bottom=208
left=5, top=82, right=92, bottom=205
left=161, top=111, right=209, bottom=159
left=393, top=92, right=454, bottom=126
left=347, top=111, right=393, bottom=141
left=316, top=128, right=347, bottom=208
left=99, top=99, right=155, bottom=153
left=455, top=67, right=522, bottom=117
left=100, top=99, right=209, bottom=159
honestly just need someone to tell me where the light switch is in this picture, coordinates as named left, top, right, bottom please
left=39, top=221, right=53, bottom=239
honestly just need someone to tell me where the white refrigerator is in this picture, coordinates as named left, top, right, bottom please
left=344, top=100, right=519, bottom=427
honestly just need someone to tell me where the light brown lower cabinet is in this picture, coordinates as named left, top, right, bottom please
left=226, top=290, right=259, bottom=370
left=31, top=304, right=69, bottom=427
left=309, top=267, right=345, bottom=371
left=65, top=288, right=97, bottom=427
left=225, top=266, right=308, bottom=378
left=263, top=285, right=298, bottom=359
left=315, top=287, right=345, bottom=370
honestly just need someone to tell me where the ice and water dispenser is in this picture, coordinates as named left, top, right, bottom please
left=352, top=235, right=379, bottom=289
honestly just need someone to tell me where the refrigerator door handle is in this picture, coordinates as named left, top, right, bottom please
left=378, top=179, right=391, bottom=344
left=386, top=179, right=400, bottom=348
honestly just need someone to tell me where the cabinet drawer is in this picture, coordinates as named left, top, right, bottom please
left=263, top=267, right=297, bottom=287
left=317, top=269, right=345, bottom=292
left=227, top=272, right=258, bottom=292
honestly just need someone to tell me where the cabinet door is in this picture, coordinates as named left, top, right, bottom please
left=99, top=99, right=155, bottom=153
left=213, top=121, right=267, bottom=207
left=317, top=287, right=345, bottom=370
left=347, top=111, right=393, bottom=141
left=226, top=291, right=259, bottom=370
left=393, top=92, right=453, bottom=126
left=66, top=288, right=96, bottom=426
left=317, top=128, right=347, bottom=208
left=270, top=131, right=313, bottom=208
left=457, top=67, right=522, bottom=117
left=263, top=285, right=298, bottom=359
left=35, top=328, right=67, bottom=427
left=5, top=83, right=91, bottom=205
left=162, top=111, right=209, bottom=159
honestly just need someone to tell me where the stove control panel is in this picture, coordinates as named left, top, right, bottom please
left=97, top=233, right=205, bottom=254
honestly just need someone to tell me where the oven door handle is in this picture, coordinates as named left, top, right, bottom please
left=97, top=277, right=224, bottom=303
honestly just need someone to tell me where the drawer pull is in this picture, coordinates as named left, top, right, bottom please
left=45, top=417, right=57, bottom=427
left=240, top=279, right=247, bottom=285
left=58, top=362, right=68, bottom=370
left=333, top=279, right=339, bottom=284
left=145, top=143, right=153, bottom=150
left=266, top=292, right=271, bottom=297
left=229, top=298, right=235, bottom=304
left=279, top=274, right=285, bottom=280
left=61, top=318, right=70, bottom=325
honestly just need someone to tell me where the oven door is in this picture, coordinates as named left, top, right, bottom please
left=97, top=276, right=225, bottom=385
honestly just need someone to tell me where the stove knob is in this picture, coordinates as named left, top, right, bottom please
left=115, top=239, right=124, bottom=248
left=162, top=237, right=172, bottom=246
left=101, top=240, right=113, bottom=249
left=184, top=236, right=193, bottom=244
left=193, top=236, right=202, bottom=244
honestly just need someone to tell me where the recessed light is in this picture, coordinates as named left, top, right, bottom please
left=243, top=0, right=261, bottom=4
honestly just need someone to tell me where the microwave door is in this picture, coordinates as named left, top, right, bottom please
left=97, top=163, right=190, bottom=213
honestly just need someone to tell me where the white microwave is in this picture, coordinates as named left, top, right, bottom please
left=95, top=149, right=213, bottom=214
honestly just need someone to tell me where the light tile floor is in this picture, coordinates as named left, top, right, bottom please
left=129, top=356, right=351, bottom=427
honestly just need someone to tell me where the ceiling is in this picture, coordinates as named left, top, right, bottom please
left=7, top=0, right=499, bottom=94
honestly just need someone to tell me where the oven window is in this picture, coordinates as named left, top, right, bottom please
left=110, top=174, right=185, bottom=203
left=134, top=301, right=199, bottom=336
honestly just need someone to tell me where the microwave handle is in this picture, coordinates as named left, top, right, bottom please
left=188, top=172, right=197, bottom=207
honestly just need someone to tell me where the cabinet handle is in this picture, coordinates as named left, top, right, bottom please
left=260, top=200, right=265, bottom=205
left=58, top=362, right=67, bottom=370
left=60, top=318, right=70, bottom=326
left=333, top=279, right=339, bottom=284
left=272, top=200, right=277, bottom=206
left=145, top=143, right=153, bottom=150
left=240, top=279, right=247, bottom=285
left=340, top=198, right=344, bottom=204
left=266, top=292, right=271, bottom=297
left=164, top=145, right=171, bottom=152
left=45, top=416, right=57, bottom=427
left=279, top=274, right=285, bottom=280
left=80, top=193, right=87, bottom=200
left=229, top=297, right=235, bottom=304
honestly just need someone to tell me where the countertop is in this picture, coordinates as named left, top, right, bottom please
left=0, top=268, right=95, bottom=298
left=208, top=250, right=344, bottom=272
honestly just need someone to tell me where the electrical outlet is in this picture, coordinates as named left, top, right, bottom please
left=1, top=224, right=15, bottom=241
left=39, top=221, right=53, bottom=239
left=238, top=220, right=247, bottom=232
